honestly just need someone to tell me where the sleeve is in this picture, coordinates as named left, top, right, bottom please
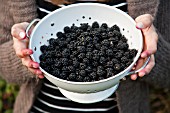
left=0, top=0, right=39, bottom=85
left=141, top=0, right=170, bottom=88
left=142, top=33, right=170, bottom=88
left=128, top=0, right=170, bottom=88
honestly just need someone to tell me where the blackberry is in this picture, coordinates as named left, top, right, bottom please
left=77, top=53, right=86, bottom=60
left=114, top=63, right=121, bottom=71
left=98, top=50, right=105, bottom=57
left=111, top=24, right=120, bottom=32
left=101, top=39, right=110, bottom=47
left=59, top=72, right=68, bottom=79
left=109, top=36, right=119, bottom=44
left=121, top=56, right=129, bottom=63
left=71, top=25, right=79, bottom=32
left=108, top=32, right=114, bottom=37
left=76, top=75, right=83, bottom=82
left=52, top=69, right=60, bottom=76
left=79, top=63, right=86, bottom=70
left=101, top=23, right=108, bottom=29
left=83, top=76, right=91, bottom=82
left=55, top=51, right=62, bottom=58
left=99, top=56, right=107, bottom=64
left=97, top=69, right=106, bottom=76
left=85, top=66, right=93, bottom=73
left=120, top=35, right=128, bottom=42
left=67, top=66, right=75, bottom=72
left=68, top=73, right=76, bottom=81
left=40, top=45, right=48, bottom=53
left=106, top=61, right=114, bottom=67
left=62, top=49, right=70, bottom=58
left=82, top=58, right=90, bottom=64
left=65, top=37, right=72, bottom=44
left=106, top=49, right=114, bottom=57
left=129, top=49, right=138, bottom=58
left=77, top=46, right=86, bottom=53
left=56, top=31, right=64, bottom=38
left=61, top=58, right=69, bottom=66
left=98, top=76, right=105, bottom=80
left=64, top=26, right=71, bottom=33
left=80, top=23, right=89, bottom=31
left=91, top=61, right=99, bottom=67
left=101, top=32, right=108, bottom=39
left=89, top=72, right=97, bottom=80
left=58, top=41, right=66, bottom=47
left=117, top=42, right=129, bottom=50
left=93, top=36, right=99, bottom=44
left=111, top=58, right=119, bottom=64
left=39, top=21, right=137, bottom=82
left=49, top=38, right=57, bottom=45
left=86, top=52, right=93, bottom=59
left=79, top=70, right=86, bottom=77
left=86, top=36, right=93, bottom=43
left=46, top=58, right=55, bottom=65
left=93, top=54, right=100, bottom=61
left=47, top=45, right=55, bottom=51
left=40, top=61, right=47, bottom=68
left=39, top=54, right=46, bottom=61
left=44, top=66, right=52, bottom=73
left=113, top=30, right=121, bottom=37
left=62, top=66, right=69, bottom=73
left=72, top=60, right=79, bottom=68
left=54, top=60, right=62, bottom=67
left=92, top=21, right=99, bottom=28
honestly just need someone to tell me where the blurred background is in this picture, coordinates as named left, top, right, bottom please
left=0, top=76, right=170, bottom=113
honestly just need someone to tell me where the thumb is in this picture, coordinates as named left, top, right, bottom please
left=11, top=22, right=29, bottom=40
left=135, top=14, right=154, bottom=31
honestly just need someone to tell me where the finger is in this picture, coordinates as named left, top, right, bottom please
left=21, top=57, right=39, bottom=69
left=21, top=49, right=33, bottom=57
left=16, top=49, right=33, bottom=58
left=28, top=68, right=44, bottom=79
left=143, top=26, right=158, bottom=55
left=130, top=74, right=138, bottom=80
left=135, top=14, right=154, bottom=31
left=13, top=38, right=30, bottom=58
left=139, top=55, right=155, bottom=75
left=137, top=55, right=155, bottom=78
left=11, top=22, right=29, bottom=40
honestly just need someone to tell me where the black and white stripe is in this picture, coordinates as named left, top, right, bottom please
left=30, top=0, right=127, bottom=112
left=36, top=0, right=127, bottom=19
left=30, top=78, right=119, bottom=113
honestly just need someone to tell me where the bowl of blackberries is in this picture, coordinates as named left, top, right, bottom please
left=27, top=3, right=143, bottom=103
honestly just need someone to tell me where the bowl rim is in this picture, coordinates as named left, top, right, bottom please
left=29, top=3, right=143, bottom=85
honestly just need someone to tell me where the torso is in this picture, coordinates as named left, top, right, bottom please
left=30, top=0, right=127, bottom=112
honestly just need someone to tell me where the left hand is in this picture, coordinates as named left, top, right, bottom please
left=130, top=14, right=158, bottom=80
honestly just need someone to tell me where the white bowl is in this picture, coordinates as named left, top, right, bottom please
left=28, top=3, right=143, bottom=103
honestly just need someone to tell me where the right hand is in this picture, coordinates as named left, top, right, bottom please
left=11, top=22, right=44, bottom=79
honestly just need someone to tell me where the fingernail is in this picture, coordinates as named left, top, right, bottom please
left=38, top=75, right=44, bottom=79
left=26, top=50, right=33, bottom=55
left=139, top=71, right=145, bottom=77
left=136, top=22, right=144, bottom=29
left=19, top=32, right=26, bottom=40
left=33, top=63, right=39, bottom=68
left=36, top=71, right=42, bottom=75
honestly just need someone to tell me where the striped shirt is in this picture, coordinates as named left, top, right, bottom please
left=30, top=0, right=127, bottom=113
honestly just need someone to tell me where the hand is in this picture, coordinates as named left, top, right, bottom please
left=130, top=14, right=158, bottom=80
left=11, top=22, right=44, bottom=79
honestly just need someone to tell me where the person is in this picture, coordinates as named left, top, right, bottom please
left=1, top=0, right=169, bottom=113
